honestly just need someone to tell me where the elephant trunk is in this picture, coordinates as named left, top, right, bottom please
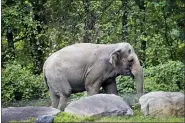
left=131, top=55, right=144, bottom=99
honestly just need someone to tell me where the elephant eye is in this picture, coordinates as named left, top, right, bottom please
left=122, top=59, right=126, bottom=62
left=128, top=49, right=131, bottom=54
left=129, top=59, right=134, bottom=63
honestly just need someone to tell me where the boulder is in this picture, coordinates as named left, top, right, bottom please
left=64, top=94, right=133, bottom=117
left=139, top=91, right=184, bottom=117
left=2, top=106, right=60, bottom=123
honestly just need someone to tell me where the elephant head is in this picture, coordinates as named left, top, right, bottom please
left=109, top=43, right=144, bottom=98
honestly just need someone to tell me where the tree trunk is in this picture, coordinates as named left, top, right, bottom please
left=7, top=27, right=15, bottom=59
left=122, top=0, right=128, bottom=41
left=163, top=5, right=175, bottom=60
left=83, top=0, right=96, bottom=43
left=1, top=42, right=6, bottom=68
left=135, top=0, right=146, bottom=66
left=30, top=34, right=43, bottom=74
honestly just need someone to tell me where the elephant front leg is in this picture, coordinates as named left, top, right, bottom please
left=86, top=81, right=101, bottom=96
left=102, top=79, right=118, bottom=95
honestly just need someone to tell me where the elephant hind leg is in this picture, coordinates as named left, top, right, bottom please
left=49, top=90, right=59, bottom=108
left=58, top=94, right=68, bottom=111
left=54, top=79, right=71, bottom=111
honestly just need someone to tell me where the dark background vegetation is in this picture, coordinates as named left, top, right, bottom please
left=1, top=0, right=185, bottom=106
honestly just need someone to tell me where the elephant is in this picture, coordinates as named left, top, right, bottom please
left=43, top=42, right=144, bottom=111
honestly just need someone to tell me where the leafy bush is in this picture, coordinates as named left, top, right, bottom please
left=2, top=62, right=49, bottom=104
left=144, top=60, right=184, bottom=92
left=116, top=76, right=137, bottom=105
left=117, top=61, right=184, bottom=95
left=69, top=92, right=87, bottom=103
left=116, top=76, right=135, bottom=95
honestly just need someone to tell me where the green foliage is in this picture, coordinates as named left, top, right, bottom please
left=2, top=0, right=48, bottom=74
left=2, top=0, right=184, bottom=73
left=1, top=61, right=49, bottom=104
left=117, top=61, right=184, bottom=95
left=69, top=92, right=87, bottom=103
left=116, top=76, right=137, bottom=105
left=117, top=76, right=135, bottom=94
left=144, top=60, right=184, bottom=92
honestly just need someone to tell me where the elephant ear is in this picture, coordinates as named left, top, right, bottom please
left=109, top=49, right=121, bottom=67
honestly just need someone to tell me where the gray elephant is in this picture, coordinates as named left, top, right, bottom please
left=43, top=43, right=144, bottom=111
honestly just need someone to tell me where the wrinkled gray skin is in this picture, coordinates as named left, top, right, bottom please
left=43, top=43, right=144, bottom=111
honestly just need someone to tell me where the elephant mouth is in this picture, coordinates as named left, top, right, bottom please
left=121, top=69, right=134, bottom=79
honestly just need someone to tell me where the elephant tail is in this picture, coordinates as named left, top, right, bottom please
left=43, top=69, right=49, bottom=90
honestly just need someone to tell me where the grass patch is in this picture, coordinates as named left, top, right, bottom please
left=98, top=115, right=184, bottom=122
left=54, top=110, right=184, bottom=122
left=54, top=112, right=97, bottom=122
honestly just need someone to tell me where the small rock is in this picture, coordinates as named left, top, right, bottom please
left=139, top=91, right=184, bottom=117
left=65, top=94, right=133, bottom=117
left=35, top=115, right=54, bottom=123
